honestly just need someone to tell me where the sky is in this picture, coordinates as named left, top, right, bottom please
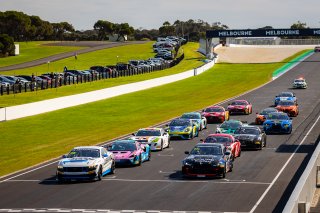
left=1, top=0, right=319, bottom=31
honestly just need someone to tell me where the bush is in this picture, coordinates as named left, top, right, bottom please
left=0, top=34, right=15, bottom=57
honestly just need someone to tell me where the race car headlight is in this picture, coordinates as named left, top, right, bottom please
left=183, top=160, right=192, bottom=166
left=129, top=154, right=135, bottom=158
left=150, top=137, right=160, bottom=143
left=184, top=127, right=191, bottom=132
left=88, top=165, right=98, bottom=170
left=283, top=124, right=289, bottom=128
left=217, top=162, right=225, bottom=168
left=57, top=165, right=63, bottom=171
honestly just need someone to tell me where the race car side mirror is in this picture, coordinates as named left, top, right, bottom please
left=225, top=151, right=231, bottom=155
left=103, top=154, right=108, bottom=158
left=200, top=139, right=204, bottom=142
left=165, top=124, right=169, bottom=127
left=202, top=109, right=205, bottom=112
left=62, top=154, right=67, bottom=158
left=132, top=133, right=135, bottom=136
left=184, top=151, right=190, bottom=155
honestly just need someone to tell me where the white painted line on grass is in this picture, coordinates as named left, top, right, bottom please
left=249, top=113, right=320, bottom=213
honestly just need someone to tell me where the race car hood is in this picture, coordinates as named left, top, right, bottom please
left=217, top=127, right=236, bottom=134
left=265, top=119, right=291, bottom=124
left=112, top=151, right=135, bottom=159
left=59, top=157, right=99, bottom=167
left=203, top=112, right=224, bottom=116
left=169, top=126, right=189, bottom=132
left=185, top=155, right=221, bottom=164
left=234, top=134, right=257, bottom=141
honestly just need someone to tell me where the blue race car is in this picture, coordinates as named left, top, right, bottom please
left=167, top=118, right=198, bottom=139
left=263, top=112, right=292, bottom=134
left=274, top=92, right=297, bottom=106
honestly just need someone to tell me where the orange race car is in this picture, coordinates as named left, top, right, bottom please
left=275, top=100, right=299, bottom=117
left=255, top=108, right=279, bottom=125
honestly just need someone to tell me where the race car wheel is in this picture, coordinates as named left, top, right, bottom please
left=189, top=132, right=194, bottom=140
left=245, top=109, right=249, bottom=115
left=238, top=149, right=241, bottom=157
left=138, top=154, right=142, bottom=166
left=96, top=167, right=102, bottom=181
left=222, top=166, right=226, bottom=178
left=160, top=140, right=163, bottom=151
left=110, top=161, right=116, bottom=174
left=258, top=143, right=262, bottom=150
left=147, top=152, right=151, bottom=161
left=167, top=139, right=170, bottom=148
left=56, top=175, right=64, bottom=183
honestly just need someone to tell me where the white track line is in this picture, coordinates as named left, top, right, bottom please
left=0, top=160, right=58, bottom=183
left=249, top=113, right=320, bottom=213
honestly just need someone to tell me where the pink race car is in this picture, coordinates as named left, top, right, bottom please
left=227, top=100, right=252, bottom=115
left=106, top=139, right=150, bottom=166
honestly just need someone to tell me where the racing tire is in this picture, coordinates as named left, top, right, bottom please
left=138, top=154, right=142, bottom=166
left=110, top=161, right=116, bottom=174
left=258, top=143, right=262, bottom=150
left=160, top=140, right=163, bottom=151
left=96, top=167, right=102, bottom=181
left=56, top=176, right=64, bottom=184
left=189, top=132, right=194, bottom=140
left=147, top=152, right=151, bottom=161
left=238, top=149, right=241, bottom=157
left=167, top=139, right=170, bottom=148
left=221, top=166, right=226, bottom=178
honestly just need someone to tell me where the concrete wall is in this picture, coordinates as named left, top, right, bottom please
left=0, top=59, right=217, bottom=122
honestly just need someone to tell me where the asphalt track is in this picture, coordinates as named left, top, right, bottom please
left=0, top=53, right=320, bottom=213
left=0, top=41, right=147, bottom=72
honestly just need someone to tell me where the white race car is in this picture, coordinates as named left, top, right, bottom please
left=292, top=78, right=307, bottom=89
left=56, top=146, right=115, bottom=182
left=131, top=128, right=170, bottom=151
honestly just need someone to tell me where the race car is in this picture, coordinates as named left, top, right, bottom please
left=203, top=133, right=241, bottom=158
left=166, top=118, right=198, bottom=139
left=216, top=119, right=247, bottom=134
left=263, top=112, right=292, bottom=134
left=314, top=46, right=320, bottom=52
left=275, top=100, right=299, bottom=117
left=56, top=146, right=115, bottom=183
left=202, top=105, right=229, bottom=123
left=131, top=128, right=170, bottom=151
left=107, top=139, right=150, bottom=166
left=292, top=78, right=307, bottom=89
left=274, top=92, right=297, bottom=106
left=227, top=100, right=252, bottom=115
left=234, top=126, right=267, bottom=150
left=255, top=108, right=279, bottom=125
left=180, top=112, right=207, bottom=130
left=182, top=143, right=233, bottom=178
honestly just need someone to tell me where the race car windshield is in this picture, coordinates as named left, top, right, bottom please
left=261, top=108, right=277, bottom=115
left=136, top=130, right=161, bottom=136
left=220, top=122, right=241, bottom=129
left=278, top=101, right=294, bottom=106
left=181, top=114, right=200, bottom=119
left=190, top=146, right=222, bottom=155
left=109, top=143, right=137, bottom=151
left=205, top=108, right=223, bottom=112
left=231, top=101, right=246, bottom=105
left=266, top=113, right=289, bottom=120
left=278, top=93, right=293, bottom=97
left=294, top=79, right=304, bottom=83
left=170, top=119, right=190, bottom=126
left=235, top=128, right=260, bottom=135
left=67, top=149, right=100, bottom=158
left=205, top=136, right=232, bottom=144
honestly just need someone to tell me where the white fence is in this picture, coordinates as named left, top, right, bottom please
left=0, top=59, right=217, bottom=122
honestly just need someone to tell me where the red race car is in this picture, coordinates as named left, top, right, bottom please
left=202, top=133, right=241, bottom=159
left=227, top=100, right=252, bottom=115
left=202, top=105, right=229, bottom=123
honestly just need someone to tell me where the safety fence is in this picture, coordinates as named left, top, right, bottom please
left=0, top=54, right=184, bottom=96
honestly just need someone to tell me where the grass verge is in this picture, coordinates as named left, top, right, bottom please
left=0, top=42, right=205, bottom=107
left=0, top=41, right=85, bottom=68
left=0, top=49, right=309, bottom=177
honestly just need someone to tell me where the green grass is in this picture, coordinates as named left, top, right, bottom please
left=0, top=41, right=85, bottom=68
left=0, top=42, right=205, bottom=107
left=0, top=49, right=310, bottom=177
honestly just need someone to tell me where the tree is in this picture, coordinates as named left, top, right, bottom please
left=290, top=21, right=308, bottom=29
left=159, top=21, right=175, bottom=37
left=113, top=23, right=134, bottom=41
left=93, top=20, right=114, bottom=40
left=0, top=34, right=15, bottom=57
left=52, top=22, right=75, bottom=41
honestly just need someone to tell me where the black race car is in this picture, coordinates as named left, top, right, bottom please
left=234, top=126, right=267, bottom=150
left=182, top=143, right=233, bottom=178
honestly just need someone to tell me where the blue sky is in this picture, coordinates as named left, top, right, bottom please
left=2, top=0, right=319, bottom=30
